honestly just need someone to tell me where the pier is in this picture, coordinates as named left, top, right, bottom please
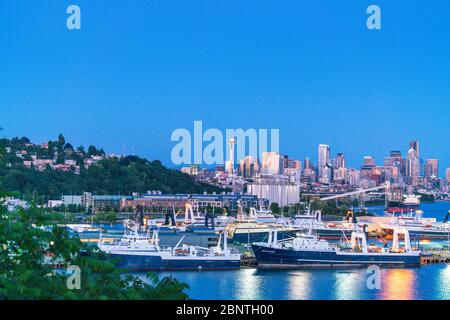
left=420, top=248, right=450, bottom=264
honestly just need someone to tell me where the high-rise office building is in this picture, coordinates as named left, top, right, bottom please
left=283, top=155, right=289, bottom=170
left=406, top=147, right=420, bottom=185
left=333, top=153, right=346, bottom=182
left=261, top=152, right=283, bottom=175
left=239, top=156, right=259, bottom=178
left=348, top=168, right=360, bottom=186
left=304, top=157, right=312, bottom=170
left=334, top=153, right=345, bottom=169
left=318, top=144, right=330, bottom=184
left=409, top=140, right=420, bottom=158
left=446, top=168, right=450, bottom=183
left=363, top=156, right=376, bottom=167
left=302, top=157, right=315, bottom=181
left=390, top=150, right=402, bottom=158
left=424, top=159, right=439, bottom=179
left=360, top=156, right=376, bottom=181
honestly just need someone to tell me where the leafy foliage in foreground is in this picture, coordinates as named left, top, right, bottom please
left=0, top=205, right=189, bottom=300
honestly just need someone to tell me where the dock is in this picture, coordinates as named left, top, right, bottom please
left=241, top=254, right=257, bottom=267
left=421, top=248, right=450, bottom=264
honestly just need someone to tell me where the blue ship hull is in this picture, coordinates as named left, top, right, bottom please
left=111, top=254, right=241, bottom=271
left=252, top=244, right=421, bottom=268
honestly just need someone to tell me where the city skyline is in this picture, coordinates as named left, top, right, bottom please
left=2, top=130, right=448, bottom=178
left=1, top=1, right=449, bottom=173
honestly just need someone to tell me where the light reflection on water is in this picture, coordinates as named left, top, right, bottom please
left=379, top=269, right=416, bottom=300
left=133, top=264, right=450, bottom=300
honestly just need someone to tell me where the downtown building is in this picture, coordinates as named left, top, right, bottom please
left=406, top=147, right=420, bottom=186
left=333, top=153, right=347, bottom=183
left=424, top=159, right=439, bottom=181
left=317, top=144, right=332, bottom=184
left=261, top=152, right=283, bottom=175
left=239, top=156, right=260, bottom=178
left=120, top=193, right=260, bottom=212
left=301, top=157, right=316, bottom=182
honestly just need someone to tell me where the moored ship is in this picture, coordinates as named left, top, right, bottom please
left=252, top=227, right=421, bottom=268
left=226, top=221, right=299, bottom=244
left=386, top=194, right=421, bottom=213
left=292, top=207, right=357, bottom=240
left=380, top=210, right=450, bottom=240
left=98, top=230, right=241, bottom=271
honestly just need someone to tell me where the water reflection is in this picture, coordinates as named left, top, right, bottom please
left=287, top=271, right=313, bottom=300
left=135, top=264, right=449, bottom=300
left=436, top=264, right=450, bottom=300
left=333, top=271, right=363, bottom=300
left=234, top=268, right=261, bottom=300
left=379, top=269, right=416, bottom=300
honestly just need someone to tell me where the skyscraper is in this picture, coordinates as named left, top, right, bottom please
left=390, top=150, right=402, bottom=158
left=424, top=159, right=439, bottom=179
left=360, top=156, right=376, bottom=182
left=409, top=140, right=420, bottom=158
left=333, top=153, right=346, bottom=182
left=261, top=152, right=283, bottom=175
left=406, top=147, right=420, bottom=185
left=302, top=157, right=315, bottom=181
left=446, top=168, right=450, bottom=183
left=283, top=155, right=289, bottom=170
left=363, top=156, right=376, bottom=167
left=318, top=144, right=330, bottom=184
left=304, top=157, right=312, bottom=170
left=239, top=156, right=259, bottom=178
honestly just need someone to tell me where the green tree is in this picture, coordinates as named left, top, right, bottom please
left=269, top=202, right=280, bottom=214
left=0, top=205, right=189, bottom=300
left=58, top=134, right=65, bottom=147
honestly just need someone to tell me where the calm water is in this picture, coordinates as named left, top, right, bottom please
left=136, top=202, right=450, bottom=300
left=368, top=201, right=450, bottom=221
left=136, top=264, right=450, bottom=300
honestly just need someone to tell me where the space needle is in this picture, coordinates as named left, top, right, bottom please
left=227, top=137, right=236, bottom=176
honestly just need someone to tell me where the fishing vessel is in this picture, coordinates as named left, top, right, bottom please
left=380, top=210, right=450, bottom=240
left=252, top=226, right=421, bottom=268
left=226, top=221, right=299, bottom=245
left=148, top=224, right=220, bottom=248
left=66, top=224, right=102, bottom=242
left=224, top=201, right=299, bottom=244
left=98, top=230, right=241, bottom=271
left=292, top=207, right=357, bottom=240
left=386, top=194, right=421, bottom=213
left=249, top=205, right=277, bottom=224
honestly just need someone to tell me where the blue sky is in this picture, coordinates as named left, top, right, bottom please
left=0, top=1, right=449, bottom=173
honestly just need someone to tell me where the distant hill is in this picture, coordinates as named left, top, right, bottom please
left=0, top=135, right=226, bottom=203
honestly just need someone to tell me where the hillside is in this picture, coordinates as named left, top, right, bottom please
left=0, top=134, right=225, bottom=203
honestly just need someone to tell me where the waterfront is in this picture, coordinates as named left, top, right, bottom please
left=137, top=264, right=450, bottom=300
left=136, top=202, right=450, bottom=300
